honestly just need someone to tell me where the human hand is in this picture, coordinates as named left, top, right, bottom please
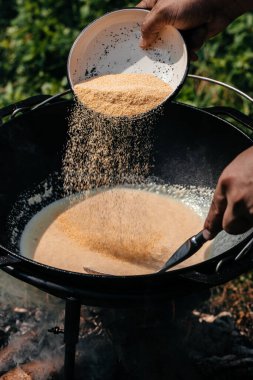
left=204, top=146, right=253, bottom=239
left=136, top=0, right=251, bottom=59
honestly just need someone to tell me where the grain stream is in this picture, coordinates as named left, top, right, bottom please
left=63, top=102, right=157, bottom=195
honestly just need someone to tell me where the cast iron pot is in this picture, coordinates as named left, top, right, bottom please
left=0, top=75, right=253, bottom=307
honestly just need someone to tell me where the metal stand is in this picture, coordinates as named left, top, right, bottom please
left=64, top=298, right=81, bottom=380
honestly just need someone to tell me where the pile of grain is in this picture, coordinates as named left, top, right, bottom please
left=73, top=73, right=172, bottom=117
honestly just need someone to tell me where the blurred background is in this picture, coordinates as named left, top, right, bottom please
left=0, top=0, right=253, bottom=115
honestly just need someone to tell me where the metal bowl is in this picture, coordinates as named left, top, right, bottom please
left=67, top=8, right=189, bottom=107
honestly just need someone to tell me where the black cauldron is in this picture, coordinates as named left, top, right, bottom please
left=0, top=76, right=253, bottom=309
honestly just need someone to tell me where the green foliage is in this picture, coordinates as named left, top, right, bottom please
left=178, top=13, right=253, bottom=117
left=0, top=1, right=253, bottom=117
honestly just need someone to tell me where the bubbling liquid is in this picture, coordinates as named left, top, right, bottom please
left=20, top=187, right=209, bottom=276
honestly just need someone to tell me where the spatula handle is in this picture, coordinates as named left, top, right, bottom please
left=158, top=230, right=207, bottom=273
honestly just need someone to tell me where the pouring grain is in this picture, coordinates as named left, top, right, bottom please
left=63, top=102, right=155, bottom=195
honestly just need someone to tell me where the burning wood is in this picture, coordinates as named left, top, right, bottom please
left=0, top=360, right=57, bottom=380
left=0, top=366, right=31, bottom=380
left=0, top=331, right=39, bottom=374
left=0, top=325, right=62, bottom=379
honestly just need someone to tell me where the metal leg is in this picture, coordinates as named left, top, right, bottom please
left=64, top=298, right=81, bottom=380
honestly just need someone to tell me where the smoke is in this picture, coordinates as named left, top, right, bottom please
left=0, top=271, right=64, bottom=376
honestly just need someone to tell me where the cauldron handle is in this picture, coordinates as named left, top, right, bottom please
left=0, top=95, right=49, bottom=125
left=0, top=245, right=22, bottom=268
left=202, top=106, right=253, bottom=132
left=177, top=231, right=253, bottom=287
left=180, top=249, right=253, bottom=287
left=0, top=90, right=72, bottom=125
left=31, top=89, right=71, bottom=111
left=187, top=74, right=253, bottom=131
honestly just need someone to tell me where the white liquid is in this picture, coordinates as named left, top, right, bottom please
left=20, top=187, right=209, bottom=275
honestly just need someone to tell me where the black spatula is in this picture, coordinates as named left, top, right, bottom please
left=157, top=230, right=208, bottom=273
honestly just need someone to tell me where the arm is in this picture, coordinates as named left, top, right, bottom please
left=204, top=146, right=253, bottom=238
left=137, top=0, right=253, bottom=59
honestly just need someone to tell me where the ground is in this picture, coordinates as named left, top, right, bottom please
left=0, top=271, right=253, bottom=379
